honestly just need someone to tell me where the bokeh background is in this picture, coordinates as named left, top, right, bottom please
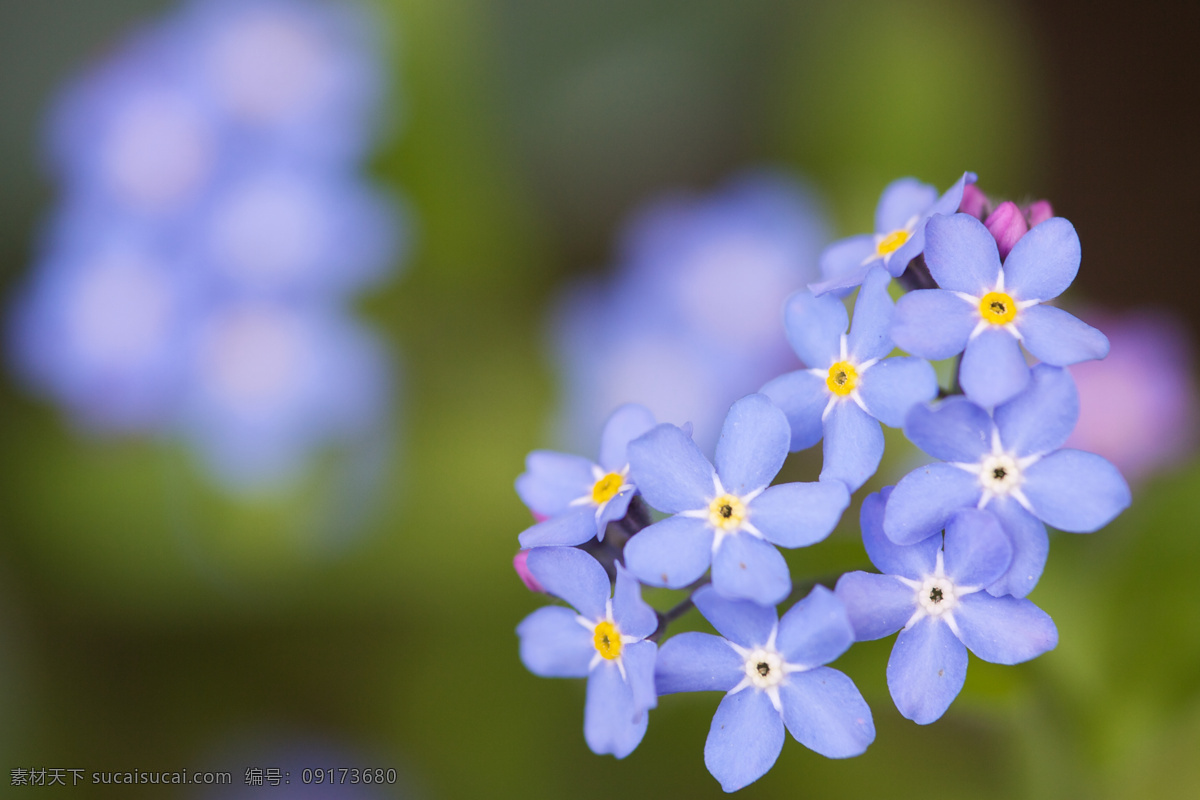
left=0, top=0, right=1198, bottom=797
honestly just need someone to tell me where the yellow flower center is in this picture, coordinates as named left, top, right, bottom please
left=876, top=229, right=910, bottom=257
left=826, top=361, right=859, bottom=396
left=591, top=472, right=624, bottom=505
left=708, top=493, right=747, bottom=532
left=978, top=291, right=1018, bottom=325
left=593, top=620, right=622, bottom=660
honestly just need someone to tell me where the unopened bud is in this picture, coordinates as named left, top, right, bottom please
left=984, top=201, right=1028, bottom=260
left=513, top=550, right=545, bottom=593
left=1026, top=199, right=1054, bottom=227
left=959, top=184, right=990, bottom=219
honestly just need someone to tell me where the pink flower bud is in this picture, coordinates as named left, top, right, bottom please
left=1026, top=199, right=1054, bottom=227
left=984, top=201, right=1028, bottom=260
left=513, top=550, right=545, bottom=593
left=959, top=184, right=990, bottom=219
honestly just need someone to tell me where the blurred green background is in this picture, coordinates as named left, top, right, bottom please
left=0, top=0, right=1197, bottom=797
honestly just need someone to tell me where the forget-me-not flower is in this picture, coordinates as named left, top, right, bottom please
left=655, top=585, right=874, bottom=792
left=762, top=266, right=938, bottom=491
left=809, top=172, right=975, bottom=296
left=517, top=547, right=658, bottom=759
left=517, top=404, right=657, bottom=548
left=624, top=393, right=849, bottom=606
left=892, top=212, right=1109, bottom=407
left=884, top=364, right=1131, bottom=597
left=836, top=489, right=1058, bottom=724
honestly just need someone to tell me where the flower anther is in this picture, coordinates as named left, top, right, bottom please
left=897, top=551, right=978, bottom=633
left=593, top=620, right=623, bottom=661
left=708, top=493, right=747, bottom=532
left=724, top=626, right=798, bottom=712
left=978, top=291, right=1018, bottom=326
left=826, top=361, right=859, bottom=396
left=875, top=228, right=910, bottom=258
left=591, top=471, right=625, bottom=505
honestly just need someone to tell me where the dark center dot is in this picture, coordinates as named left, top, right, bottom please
left=719, top=504, right=733, bottom=518
left=929, top=587, right=944, bottom=603
left=756, top=662, right=770, bottom=677
left=990, top=300, right=1007, bottom=315
left=601, top=635, right=611, bottom=646
left=835, top=370, right=847, bottom=385
left=993, top=467, right=1007, bottom=480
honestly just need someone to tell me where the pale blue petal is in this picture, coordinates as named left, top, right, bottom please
left=518, top=506, right=599, bottom=548
left=860, top=487, right=939, bottom=579
left=929, top=172, right=975, bottom=217
left=891, top=289, right=976, bottom=360
left=748, top=479, right=849, bottom=548
left=598, top=403, right=657, bottom=471
left=628, top=423, right=715, bottom=513
left=654, top=631, right=742, bottom=695
left=960, top=327, right=1030, bottom=407
left=1002, top=217, right=1080, bottom=301
left=943, top=508, right=1012, bottom=588
left=1023, top=449, right=1132, bottom=532
left=777, top=585, right=854, bottom=666
left=783, top=288, right=847, bottom=368
left=1017, top=305, right=1110, bottom=366
left=527, top=547, right=611, bottom=620
left=994, top=364, right=1079, bottom=457
left=517, top=606, right=593, bottom=678
left=624, top=516, right=713, bottom=589
left=857, top=357, right=938, bottom=428
left=834, top=571, right=916, bottom=641
left=780, top=667, right=875, bottom=758
left=596, top=489, right=635, bottom=537
left=884, top=463, right=982, bottom=545
left=760, top=369, right=827, bottom=451
left=847, top=266, right=895, bottom=362
left=924, top=213, right=1001, bottom=295
left=954, top=594, right=1058, bottom=664
left=515, top=451, right=594, bottom=516
left=903, top=396, right=992, bottom=463
left=622, top=640, right=659, bottom=713
left=693, top=584, right=779, bottom=648
left=875, top=177, right=938, bottom=232
left=584, top=660, right=647, bottom=759
left=986, top=497, right=1049, bottom=599
left=712, top=533, right=792, bottom=606
left=612, top=562, right=658, bottom=639
left=886, top=617, right=968, bottom=724
left=704, top=689, right=785, bottom=792
left=715, top=393, right=789, bottom=495
left=815, top=235, right=877, bottom=295
left=820, top=400, right=885, bottom=492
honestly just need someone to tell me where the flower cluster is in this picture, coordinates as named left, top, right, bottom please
left=8, top=0, right=403, bottom=490
left=513, top=173, right=1131, bottom=791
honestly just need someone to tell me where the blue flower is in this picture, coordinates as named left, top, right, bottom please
left=624, top=394, right=850, bottom=605
left=516, top=404, right=657, bottom=548
left=762, top=266, right=938, bottom=491
left=892, top=212, right=1110, bottom=407
left=835, top=489, right=1058, bottom=724
left=517, top=547, right=658, bottom=759
left=655, top=585, right=874, bottom=792
left=809, top=172, right=975, bottom=296
left=884, top=364, right=1132, bottom=597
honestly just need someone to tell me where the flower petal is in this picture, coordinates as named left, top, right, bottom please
left=884, top=463, right=982, bottom=545
left=622, top=640, right=659, bottom=713
left=903, top=396, right=992, bottom=462
left=819, top=400, right=885, bottom=492
left=584, top=660, right=648, bottom=758
left=985, top=497, right=1049, bottom=599
left=780, top=667, right=875, bottom=758
left=994, top=363, right=1079, bottom=458
left=612, top=562, right=658, bottom=639
left=517, top=606, right=594, bottom=678
left=943, top=508, right=1012, bottom=588
left=760, top=369, right=827, bottom=452
left=960, top=326, right=1030, bottom=408
left=924, top=213, right=1001, bottom=295
left=814, top=234, right=877, bottom=295
left=693, top=584, right=779, bottom=648
left=892, top=289, right=977, bottom=360
left=857, top=357, right=938, bottom=428
left=1022, top=449, right=1132, bottom=532
left=711, top=534, right=791, bottom=606
left=598, top=403, right=657, bottom=472
left=875, top=177, right=938, bottom=232
left=1002, top=217, right=1080, bottom=301
left=847, top=266, right=895, bottom=362
left=954, top=593, right=1058, bottom=664
left=628, top=423, right=715, bottom=513
left=704, top=689, right=785, bottom=792
left=624, top=515, right=714, bottom=589
left=714, top=393, right=789, bottom=496
left=1017, top=305, right=1110, bottom=366
left=861, top=487, right=939, bottom=579
left=835, top=571, right=916, bottom=641
left=777, top=585, right=854, bottom=667
left=654, top=631, right=743, bottom=694
left=518, top=506, right=600, bottom=548
left=886, top=617, right=968, bottom=724
left=783, top=289, right=847, bottom=368
left=527, top=547, right=611, bottom=620
left=748, top=479, right=850, bottom=549
left=515, top=451, right=594, bottom=516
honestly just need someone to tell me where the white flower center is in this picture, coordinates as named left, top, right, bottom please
left=978, top=452, right=1022, bottom=495
left=742, top=648, right=785, bottom=690
left=917, top=575, right=959, bottom=616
